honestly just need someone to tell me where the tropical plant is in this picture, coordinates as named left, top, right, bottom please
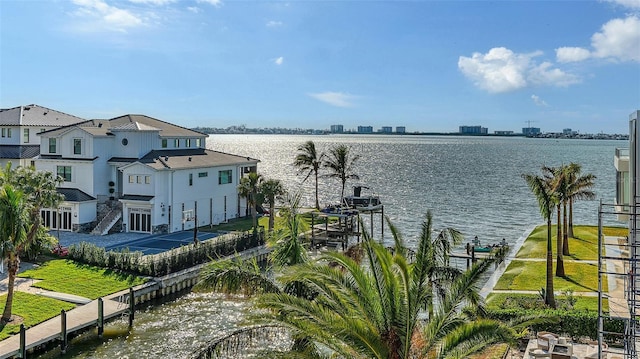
left=542, top=165, right=566, bottom=277
left=266, top=191, right=308, bottom=267
left=565, top=163, right=596, bottom=249
left=323, top=144, right=360, bottom=201
left=0, top=184, right=29, bottom=323
left=293, top=140, right=325, bottom=209
left=192, top=211, right=520, bottom=358
left=258, top=178, right=286, bottom=233
left=522, top=173, right=556, bottom=308
left=238, top=172, right=263, bottom=234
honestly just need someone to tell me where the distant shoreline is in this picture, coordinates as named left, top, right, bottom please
left=196, top=129, right=628, bottom=140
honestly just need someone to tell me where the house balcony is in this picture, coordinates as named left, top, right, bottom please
left=615, top=148, right=630, bottom=222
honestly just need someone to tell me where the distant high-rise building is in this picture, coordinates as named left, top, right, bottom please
left=494, top=130, right=514, bottom=135
left=330, top=124, right=344, bottom=133
left=380, top=126, right=392, bottom=133
left=357, top=126, right=373, bottom=133
left=396, top=126, right=406, bottom=133
left=459, top=125, right=488, bottom=134
left=522, top=127, right=541, bottom=136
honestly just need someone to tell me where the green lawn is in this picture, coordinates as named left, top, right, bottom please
left=515, top=225, right=626, bottom=261
left=18, top=260, right=146, bottom=300
left=486, top=292, right=607, bottom=312
left=494, top=259, right=605, bottom=292
left=200, top=211, right=318, bottom=233
left=0, top=291, right=75, bottom=341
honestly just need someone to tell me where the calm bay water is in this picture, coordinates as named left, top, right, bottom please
left=56, top=135, right=623, bottom=358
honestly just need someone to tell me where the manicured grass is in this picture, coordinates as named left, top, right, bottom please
left=469, top=343, right=509, bottom=359
left=18, top=260, right=146, bottom=300
left=494, top=259, right=605, bottom=292
left=515, top=225, right=626, bottom=261
left=486, top=292, right=607, bottom=312
left=0, top=291, right=75, bottom=341
left=201, top=211, right=318, bottom=233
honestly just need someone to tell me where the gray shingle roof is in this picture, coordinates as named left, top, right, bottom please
left=120, top=195, right=154, bottom=201
left=0, top=105, right=85, bottom=127
left=138, top=149, right=259, bottom=170
left=57, top=188, right=96, bottom=202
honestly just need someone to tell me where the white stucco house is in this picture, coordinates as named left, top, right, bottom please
left=35, top=114, right=258, bottom=234
left=0, top=104, right=86, bottom=168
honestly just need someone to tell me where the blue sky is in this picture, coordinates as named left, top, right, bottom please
left=1, top=0, right=638, bottom=133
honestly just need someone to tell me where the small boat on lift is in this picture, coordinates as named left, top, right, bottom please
left=343, top=186, right=383, bottom=211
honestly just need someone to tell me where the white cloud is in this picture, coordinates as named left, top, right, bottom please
left=128, top=0, right=174, bottom=5
left=266, top=20, right=283, bottom=27
left=556, top=47, right=591, bottom=63
left=308, top=92, right=357, bottom=107
left=458, top=47, right=577, bottom=93
left=605, top=0, right=640, bottom=10
left=531, top=94, right=548, bottom=107
left=274, top=56, right=284, bottom=65
left=197, top=0, right=223, bottom=7
left=187, top=6, right=200, bottom=13
left=71, top=0, right=144, bottom=32
left=591, top=16, right=640, bottom=62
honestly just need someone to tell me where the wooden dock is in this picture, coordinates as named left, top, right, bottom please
left=0, top=283, right=157, bottom=359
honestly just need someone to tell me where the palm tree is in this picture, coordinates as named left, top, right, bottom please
left=10, top=166, right=63, bottom=248
left=565, top=163, right=596, bottom=247
left=522, top=173, right=556, bottom=308
left=266, top=191, right=308, bottom=267
left=542, top=165, right=566, bottom=277
left=323, top=144, right=361, bottom=201
left=0, top=184, right=29, bottom=323
left=192, top=211, right=518, bottom=358
left=293, top=141, right=324, bottom=209
left=259, top=178, right=286, bottom=232
left=238, top=172, right=263, bottom=234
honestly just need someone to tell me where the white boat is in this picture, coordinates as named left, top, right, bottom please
left=343, top=186, right=383, bottom=211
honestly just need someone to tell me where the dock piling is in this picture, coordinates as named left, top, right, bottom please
left=128, top=287, right=134, bottom=328
left=19, top=324, right=25, bottom=358
left=60, top=309, right=68, bottom=354
left=98, top=297, right=104, bottom=337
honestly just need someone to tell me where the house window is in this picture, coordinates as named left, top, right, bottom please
left=174, top=139, right=179, bottom=148
left=189, top=173, right=193, bottom=186
left=218, top=170, right=232, bottom=184
left=145, top=175, right=151, bottom=184
left=186, top=139, right=191, bottom=147
left=198, top=172, right=208, bottom=178
left=73, top=138, right=82, bottom=155
left=1, top=128, right=5, bottom=137
left=7, top=128, right=11, bottom=138
left=40, top=128, right=46, bottom=133
left=56, top=166, right=72, bottom=182
left=129, top=175, right=135, bottom=183
left=23, top=129, right=29, bottom=143
left=196, top=138, right=201, bottom=147
left=137, top=176, right=142, bottom=184
left=48, top=138, right=56, bottom=154
left=161, top=139, right=167, bottom=148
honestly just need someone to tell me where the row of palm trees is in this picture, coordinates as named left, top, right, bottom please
left=0, top=164, right=63, bottom=324
left=522, top=163, right=595, bottom=308
left=294, top=141, right=361, bottom=209
left=193, top=207, right=530, bottom=358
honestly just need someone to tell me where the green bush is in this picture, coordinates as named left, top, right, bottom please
left=68, top=230, right=264, bottom=277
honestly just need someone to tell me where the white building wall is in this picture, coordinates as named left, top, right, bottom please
left=122, top=164, right=156, bottom=197
left=36, top=158, right=95, bottom=195
left=112, top=131, right=158, bottom=158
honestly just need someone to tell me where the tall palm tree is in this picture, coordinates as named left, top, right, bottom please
left=523, top=173, right=556, bottom=308
left=266, top=191, right=308, bottom=267
left=0, top=184, right=29, bottom=323
left=238, top=172, right=263, bottom=234
left=542, top=165, right=566, bottom=277
left=293, top=141, right=324, bottom=209
left=565, top=163, right=596, bottom=245
left=323, top=144, right=361, bottom=201
left=192, top=211, right=518, bottom=358
left=259, top=178, right=286, bottom=232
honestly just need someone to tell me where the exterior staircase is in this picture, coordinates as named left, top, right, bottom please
left=91, top=202, right=123, bottom=236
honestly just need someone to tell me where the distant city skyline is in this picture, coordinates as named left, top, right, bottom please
left=1, top=0, right=638, bottom=134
